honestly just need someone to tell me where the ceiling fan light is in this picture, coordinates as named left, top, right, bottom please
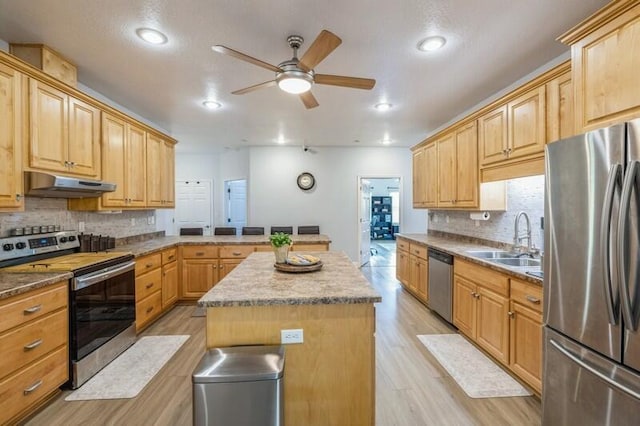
left=278, top=77, right=312, bottom=94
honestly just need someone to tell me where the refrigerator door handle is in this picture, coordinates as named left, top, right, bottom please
left=618, top=160, right=639, bottom=331
left=549, top=339, right=640, bottom=400
left=601, top=163, right=622, bottom=325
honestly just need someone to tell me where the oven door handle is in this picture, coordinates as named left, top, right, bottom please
left=72, top=261, right=136, bottom=291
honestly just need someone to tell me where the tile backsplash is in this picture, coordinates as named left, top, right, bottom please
left=428, top=175, right=545, bottom=250
left=0, top=197, right=156, bottom=237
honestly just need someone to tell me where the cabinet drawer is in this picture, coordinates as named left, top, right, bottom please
left=291, top=243, right=328, bottom=251
left=136, top=291, right=163, bottom=330
left=135, top=268, right=162, bottom=301
left=135, top=253, right=162, bottom=277
left=510, top=278, right=543, bottom=312
left=162, top=248, right=177, bottom=264
left=0, top=345, right=67, bottom=425
left=409, top=243, right=427, bottom=259
left=0, top=283, right=67, bottom=334
left=254, top=245, right=273, bottom=252
left=455, top=258, right=509, bottom=297
left=0, top=309, right=67, bottom=380
left=219, top=245, right=255, bottom=259
left=181, top=246, right=218, bottom=259
left=396, top=239, right=409, bottom=251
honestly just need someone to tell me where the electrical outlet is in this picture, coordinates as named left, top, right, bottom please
left=445, top=215, right=450, bottom=224
left=78, top=221, right=85, bottom=232
left=130, top=218, right=136, bottom=226
left=281, top=329, right=303, bottom=344
left=147, top=215, right=154, bottom=225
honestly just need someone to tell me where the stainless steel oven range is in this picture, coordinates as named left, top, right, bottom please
left=0, top=231, right=136, bottom=389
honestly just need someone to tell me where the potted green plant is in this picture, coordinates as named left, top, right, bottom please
left=269, top=232, right=292, bottom=264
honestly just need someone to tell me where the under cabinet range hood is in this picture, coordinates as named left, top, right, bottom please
left=24, top=172, right=116, bottom=198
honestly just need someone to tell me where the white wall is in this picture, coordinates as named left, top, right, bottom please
left=248, top=146, right=425, bottom=261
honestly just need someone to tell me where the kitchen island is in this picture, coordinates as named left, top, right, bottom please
left=198, top=251, right=381, bottom=426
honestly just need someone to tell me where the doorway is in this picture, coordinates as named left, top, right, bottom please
left=174, top=180, right=213, bottom=235
left=224, top=179, right=247, bottom=234
left=358, top=177, right=401, bottom=267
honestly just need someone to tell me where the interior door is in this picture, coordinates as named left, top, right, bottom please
left=174, top=180, right=213, bottom=235
left=359, top=179, right=372, bottom=266
left=224, top=179, right=247, bottom=233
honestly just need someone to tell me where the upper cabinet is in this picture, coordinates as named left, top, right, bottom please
left=412, top=143, right=437, bottom=208
left=0, top=63, right=25, bottom=211
left=560, top=1, right=640, bottom=131
left=546, top=69, right=574, bottom=142
left=27, top=79, right=100, bottom=178
left=146, top=133, right=175, bottom=208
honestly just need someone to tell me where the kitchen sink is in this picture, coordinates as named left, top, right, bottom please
left=490, top=258, right=541, bottom=267
left=465, top=250, right=517, bottom=259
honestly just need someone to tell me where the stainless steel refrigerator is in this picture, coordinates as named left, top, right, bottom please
left=543, top=120, right=640, bottom=424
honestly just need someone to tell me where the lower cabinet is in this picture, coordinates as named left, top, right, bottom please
left=0, top=282, right=68, bottom=425
left=396, top=239, right=410, bottom=286
left=161, top=250, right=178, bottom=309
left=395, top=238, right=428, bottom=304
left=135, top=248, right=179, bottom=331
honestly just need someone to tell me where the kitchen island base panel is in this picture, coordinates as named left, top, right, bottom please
left=206, top=303, right=375, bottom=426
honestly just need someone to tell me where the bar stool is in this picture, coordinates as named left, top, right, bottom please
left=214, top=227, right=236, bottom=235
left=297, top=226, right=320, bottom=235
left=180, top=227, right=204, bottom=236
left=242, top=227, right=265, bottom=235
left=270, top=226, right=293, bottom=235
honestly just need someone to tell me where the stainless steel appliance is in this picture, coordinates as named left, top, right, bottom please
left=428, top=248, right=453, bottom=323
left=24, top=171, right=116, bottom=198
left=543, top=120, right=640, bottom=424
left=0, top=231, right=136, bottom=389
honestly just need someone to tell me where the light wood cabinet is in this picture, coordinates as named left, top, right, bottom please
left=10, top=44, right=77, bottom=87
left=476, top=286, right=510, bottom=364
left=135, top=253, right=163, bottom=331
left=412, top=148, right=427, bottom=207
left=162, top=259, right=179, bottom=309
left=477, top=105, right=508, bottom=166
left=424, top=143, right=438, bottom=207
left=561, top=1, right=640, bottom=131
left=146, top=133, right=175, bottom=208
left=396, top=241, right=428, bottom=304
left=0, top=282, right=68, bottom=425
left=180, top=246, right=220, bottom=299
left=546, top=69, right=574, bottom=142
left=28, top=79, right=100, bottom=178
left=410, top=253, right=428, bottom=303
left=436, top=132, right=456, bottom=206
left=509, top=278, right=543, bottom=394
left=396, top=239, right=410, bottom=287
left=0, top=63, right=24, bottom=211
left=453, top=275, right=477, bottom=339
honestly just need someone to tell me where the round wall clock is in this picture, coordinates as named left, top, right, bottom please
left=297, top=172, right=316, bottom=191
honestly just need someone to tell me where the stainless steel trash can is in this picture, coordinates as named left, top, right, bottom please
left=192, top=345, right=285, bottom=426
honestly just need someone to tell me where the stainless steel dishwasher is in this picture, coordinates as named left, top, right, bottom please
left=428, top=248, right=454, bottom=323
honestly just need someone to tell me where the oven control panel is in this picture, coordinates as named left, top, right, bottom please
left=0, top=231, right=80, bottom=263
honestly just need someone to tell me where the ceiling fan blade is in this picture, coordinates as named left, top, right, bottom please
left=315, top=74, right=376, bottom=90
left=298, top=30, right=342, bottom=72
left=212, top=45, right=281, bottom=73
left=232, top=80, right=277, bottom=95
left=299, top=91, right=319, bottom=109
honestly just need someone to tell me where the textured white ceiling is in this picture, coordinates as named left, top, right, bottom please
left=0, top=0, right=608, bottom=153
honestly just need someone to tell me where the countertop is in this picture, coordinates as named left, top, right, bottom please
left=0, top=271, right=73, bottom=300
left=395, top=233, right=543, bottom=285
left=198, top=251, right=382, bottom=307
left=117, top=234, right=332, bottom=257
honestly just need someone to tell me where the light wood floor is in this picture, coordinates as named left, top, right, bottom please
left=25, top=266, right=540, bottom=426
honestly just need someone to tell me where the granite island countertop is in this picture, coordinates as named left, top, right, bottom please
left=396, top=233, right=543, bottom=286
left=199, top=251, right=382, bottom=307
left=117, top=234, right=332, bottom=257
left=0, top=271, right=73, bottom=300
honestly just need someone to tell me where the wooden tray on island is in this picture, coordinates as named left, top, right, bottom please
left=274, top=261, right=323, bottom=273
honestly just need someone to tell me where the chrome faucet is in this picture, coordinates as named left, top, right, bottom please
left=513, top=211, right=532, bottom=253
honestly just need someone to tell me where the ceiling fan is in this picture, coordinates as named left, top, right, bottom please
left=212, top=30, right=376, bottom=109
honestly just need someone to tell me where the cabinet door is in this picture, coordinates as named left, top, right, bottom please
left=509, top=301, right=543, bottom=393
left=162, top=261, right=178, bottom=309
left=126, top=123, right=146, bottom=207
left=163, top=141, right=175, bottom=207
left=437, top=133, right=456, bottom=207
left=396, top=249, right=410, bottom=287
left=546, top=70, right=574, bottom=142
left=181, top=259, right=218, bottom=299
left=414, top=256, right=428, bottom=303
left=0, top=64, right=24, bottom=210
left=424, top=143, right=438, bottom=207
left=476, top=286, right=510, bottom=364
left=508, top=85, right=546, bottom=160
left=145, top=133, right=163, bottom=207
left=28, top=79, right=68, bottom=173
left=219, top=259, right=243, bottom=280
left=454, top=122, right=478, bottom=207
left=572, top=3, right=640, bottom=130
left=408, top=254, right=419, bottom=294
left=67, top=97, right=100, bottom=177
left=412, top=148, right=426, bottom=207
left=478, top=105, right=508, bottom=166
left=453, top=275, right=477, bottom=339
left=101, top=114, right=127, bottom=207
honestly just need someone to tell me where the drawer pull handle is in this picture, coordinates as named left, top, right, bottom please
left=508, top=311, right=515, bottom=318
left=195, top=252, right=205, bottom=256
left=24, top=380, right=43, bottom=395
left=525, top=295, right=541, bottom=304
left=146, top=306, right=154, bottom=314
left=24, top=305, right=42, bottom=315
left=232, top=252, right=242, bottom=256
left=146, top=263, right=154, bottom=268
left=146, top=283, right=154, bottom=289
left=24, top=339, right=43, bottom=350
left=168, top=255, right=175, bottom=260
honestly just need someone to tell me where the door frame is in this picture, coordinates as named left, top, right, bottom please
left=356, top=175, right=403, bottom=267
left=173, top=178, right=214, bottom=235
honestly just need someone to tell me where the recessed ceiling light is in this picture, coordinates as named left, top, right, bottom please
left=374, top=103, right=392, bottom=111
left=382, top=138, right=392, bottom=145
left=136, top=28, right=168, bottom=45
left=203, top=100, right=222, bottom=109
left=417, top=36, right=446, bottom=52
left=276, top=135, right=286, bottom=144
